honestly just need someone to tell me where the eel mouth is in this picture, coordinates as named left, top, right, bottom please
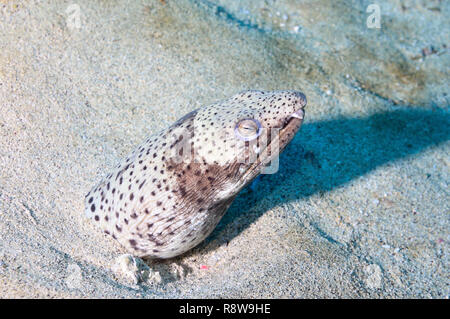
left=270, top=107, right=305, bottom=159
left=239, top=107, right=306, bottom=186
left=282, top=108, right=305, bottom=134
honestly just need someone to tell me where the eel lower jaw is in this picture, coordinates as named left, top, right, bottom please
left=289, top=108, right=305, bottom=120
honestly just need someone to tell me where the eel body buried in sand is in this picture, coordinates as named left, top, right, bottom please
left=84, top=90, right=307, bottom=258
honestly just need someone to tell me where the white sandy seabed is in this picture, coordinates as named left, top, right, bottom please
left=0, top=0, right=448, bottom=298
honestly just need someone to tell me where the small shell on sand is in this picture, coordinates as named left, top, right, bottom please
left=112, top=254, right=162, bottom=285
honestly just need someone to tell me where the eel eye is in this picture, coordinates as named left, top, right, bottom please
left=235, top=118, right=262, bottom=141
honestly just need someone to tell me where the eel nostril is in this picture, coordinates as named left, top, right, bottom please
left=293, top=91, right=307, bottom=108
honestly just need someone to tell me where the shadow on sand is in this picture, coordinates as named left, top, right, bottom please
left=199, top=107, right=449, bottom=251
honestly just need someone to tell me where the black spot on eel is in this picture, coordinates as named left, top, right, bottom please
left=85, top=90, right=307, bottom=258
